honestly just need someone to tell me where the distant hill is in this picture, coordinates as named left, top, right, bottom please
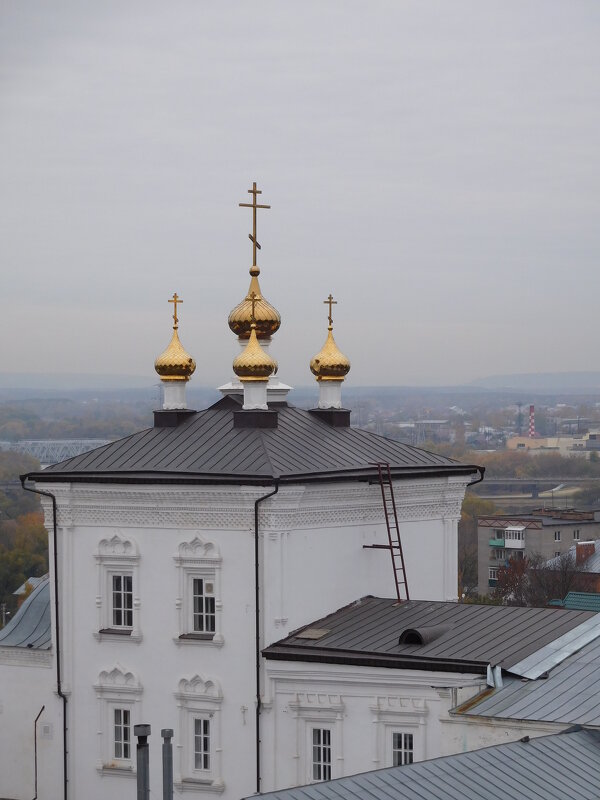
left=470, top=372, right=600, bottom=393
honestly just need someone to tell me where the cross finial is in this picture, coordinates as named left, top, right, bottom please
left=239, top=181, right=271, bottom=267
left=249, top=291, right=258, bottom=325
left=324, top=293, right=337, bottom=327
left=168, top=293, right=182, bottom=327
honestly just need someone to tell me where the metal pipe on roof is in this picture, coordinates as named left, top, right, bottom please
left=254, top=481, right=279, bottom=795
left=21, top=476, right=68, bottom=800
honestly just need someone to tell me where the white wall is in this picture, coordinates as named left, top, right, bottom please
left=31, top=472, right=469, bottom=800
left=0, top=650, right=62, bottom=800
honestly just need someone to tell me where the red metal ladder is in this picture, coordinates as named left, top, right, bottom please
left=369, top=462, right=410, bottom=602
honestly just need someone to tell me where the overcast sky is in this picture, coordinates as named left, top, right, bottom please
left=1, top=1, right=599, bottom=388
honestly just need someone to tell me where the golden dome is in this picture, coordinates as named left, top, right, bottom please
left=228, top=266, right=281, bottom=340
left=155, top=294, right=196, bottom=382
left=310, top=326, right=350, bottom=382
left=233, top=322, right=277, bottom=381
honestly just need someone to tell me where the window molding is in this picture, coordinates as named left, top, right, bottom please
left=174, top=674, right=224, bottom=793
left=94, top=664, right=142, bottom=776
left=370, top=697, right=428, bottom=766
left=94, top=533, right=141, bottom=642
left=289, top=694, right=345, bottom=784
left=173, top=536, right=223, bottom=647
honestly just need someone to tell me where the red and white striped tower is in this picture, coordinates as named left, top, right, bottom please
left=529, top=404, right=535, bottom=438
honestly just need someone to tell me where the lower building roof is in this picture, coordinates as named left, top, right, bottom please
left=0, top=577, right=51, bottom=650
left=263, top=596, right=596, bottom=673
left=250, top=728, right=600, bottom=800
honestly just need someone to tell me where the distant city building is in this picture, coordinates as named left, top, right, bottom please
left=506, top=433, right=600, bottom=458
left=477, top=508, right=600, bottom=596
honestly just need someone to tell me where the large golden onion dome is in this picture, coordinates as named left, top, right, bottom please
left=228, top=266, right=281, bottom=340
left=155, top=294, right=196, bottom=382
left=233, top=321, right=277, bottom=381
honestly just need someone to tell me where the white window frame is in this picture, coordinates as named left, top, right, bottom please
left=174, top=674, right=224, bottom=793
left=113, top=707, right=132, bottom=760
left=555, top=531, right=561, bottom=542
left=391, top=731, right=414, bottom=766
left=174, top=536, right=223, bottom=646
left=489, top=567, right=498, bottom=580
left=311, top=727, right=332, bottom=782
left=94, top=533, right=141, bottom=641
left=94, top=664, right=142, bottom=776
left=574, top=529, right=580, bottom=540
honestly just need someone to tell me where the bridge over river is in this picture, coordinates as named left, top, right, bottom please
left=0, top=439, right=111, bottom=466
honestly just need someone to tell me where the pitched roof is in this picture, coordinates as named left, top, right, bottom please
left=547, top=540, right=600, bottom=572
left=457, top=618, right=600, bottom=725
left=250, top=729, right=600, bottom=800
left=29, top=396, right=479, bottom=485
left=263, top=596, right=595, bottom=672
left=562, top=591, right=600, bottom=612
left=0, top=578, right=51, bottom=650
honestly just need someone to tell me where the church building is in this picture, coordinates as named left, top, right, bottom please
left=15, top=185, right=482, bottom=800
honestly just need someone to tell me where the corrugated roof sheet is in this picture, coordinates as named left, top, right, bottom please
left=263, top=596, right=595, bottom=671
left=250, top=729, right=600, bottom=800
left=0, top=578, right=51, bottom=650
left=562, top=591, right=600, bottom=612
left=458, top=621, right=600, bottom=725
left=30, top=396, right=479, bottom=485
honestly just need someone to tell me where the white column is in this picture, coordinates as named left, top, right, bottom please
left=162, top=381, right=187, bottom=410
left=318, top=380, right=343, bottom=409
left=242, top=380, right=269, bottom=410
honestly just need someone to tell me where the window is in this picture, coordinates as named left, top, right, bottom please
left=194, top=718, right=210, bottom=771
left=505, top=530, right=523, bottom=541
left=555, top=531, right=561, bottom=542
left=574, top=529, right=580, bottom=540
left=491, top=548, right=505, bottom=560
left=114, top=708, right=131, bottom=760
left=193, top=579, right=216, bottom=634
left=174, top=537, right=223, bottom=645
left=95, top=534, right=140, bottom=640
left=489, top=567, right=498, bottom=580
left=555, top=551, right=561, bottom=557
left=312, top=728, right=332, bottom=782
left=94, top=665, right=142, bottom=776
left=392, top=732, right=414, bottom=766
left=174, top=674, right=223, bottom=791
left=112, top=574, right=133, bottom=628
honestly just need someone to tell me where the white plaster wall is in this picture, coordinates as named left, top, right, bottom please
left=262, top=660, right=486, bottom=793
left=440, top=715, right=568, bottom=755
left=33, top=472, right=470, bottom=800
left=0, top=653, right=62, bottom=800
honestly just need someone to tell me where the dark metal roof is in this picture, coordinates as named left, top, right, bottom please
left=0, top=577, right=51, bottom=650
left=29, top=396, right=480, bottom=485
left=263, top=596, right=596, bottom=672
left=250, top=728, right=600, bottom=800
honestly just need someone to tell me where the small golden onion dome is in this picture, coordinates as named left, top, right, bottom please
left=155, top=327, right=196, bottom=382
left=228, top=266, right=281, bottom=340
left=233, top=323, right=277, bottom=381
left=310, top=326, right=351, bottom=382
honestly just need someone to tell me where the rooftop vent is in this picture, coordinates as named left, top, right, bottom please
left=398, top=624, right=451, bottom=646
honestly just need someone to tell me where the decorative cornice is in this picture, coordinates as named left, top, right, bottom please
left=39, top=478, right=469, bottom=531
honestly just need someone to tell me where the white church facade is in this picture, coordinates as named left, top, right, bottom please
left=2, top=185, right=489, bottom=800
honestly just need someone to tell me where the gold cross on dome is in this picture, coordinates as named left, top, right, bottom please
left=249, top=291, right=258, bottom=325
left=168, top=292, right=182, bottom=327
left=239, top=181, right=271, bottom=266
left=324, top=293, right=337, bottom=326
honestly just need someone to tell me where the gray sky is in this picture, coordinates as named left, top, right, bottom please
left=1, top=1, right=599, bottom=387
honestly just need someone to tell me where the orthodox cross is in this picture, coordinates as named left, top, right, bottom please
left=239, top=182, right=270, bottom=266
left=324, top=293, right=337, bottom=326
left=169, top=292, right=182, bottom=327
left=249, top=291, right=258, bottom=325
